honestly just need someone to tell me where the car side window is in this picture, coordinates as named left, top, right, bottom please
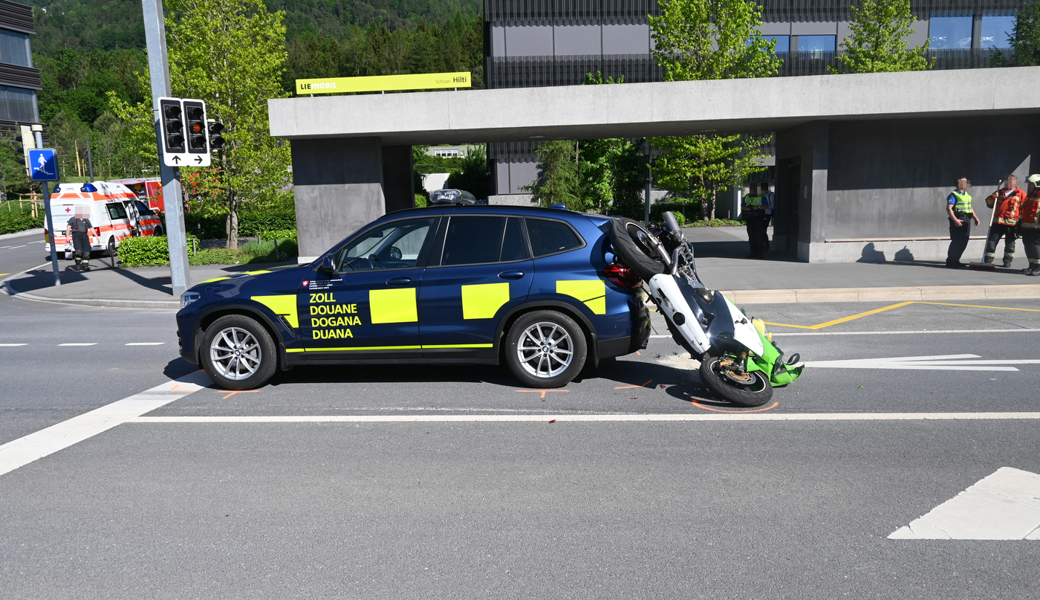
left=136, top=201, right=154, bottom=216
left=500, top=217, right=529, bottom=262
left=526, top=218, right=583, bottom=257
left=441, top=216, right=507, bottom=266
left=335, top=217, right=435, bottom=273
left=107, top=203, right=128, bottom=220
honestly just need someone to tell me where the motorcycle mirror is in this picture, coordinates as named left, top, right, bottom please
left=664, top=211, right=681, bottom=233
left=786, top=353, right=801, bottom=365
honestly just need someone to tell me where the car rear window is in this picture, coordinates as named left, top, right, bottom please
left=526, top=218, right=583, bottom=257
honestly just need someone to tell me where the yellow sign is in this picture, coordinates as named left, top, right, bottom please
left=296, top=72, right=472, bottom=95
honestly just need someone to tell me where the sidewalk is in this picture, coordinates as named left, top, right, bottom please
left=3, top=227, right=1039, bottom=309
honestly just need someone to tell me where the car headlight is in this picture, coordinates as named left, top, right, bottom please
left=180, top=291, right=201, bottom=309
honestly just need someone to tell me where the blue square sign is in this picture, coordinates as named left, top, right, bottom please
left=29, top=148, right=59, bottom=182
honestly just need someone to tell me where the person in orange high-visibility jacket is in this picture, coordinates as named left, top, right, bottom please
left=983, top=174, right=1027, bottom=267
left=1020, top=174, right=1040, bottom=276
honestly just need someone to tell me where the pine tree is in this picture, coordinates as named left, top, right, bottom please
left=994, top=1, right=1040, bottom=67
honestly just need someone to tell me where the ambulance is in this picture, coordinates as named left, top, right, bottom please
left=44, top=181, right=166, bottom=259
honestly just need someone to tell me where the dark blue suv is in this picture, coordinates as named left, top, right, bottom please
left=176, top=203, right=651, bottom=390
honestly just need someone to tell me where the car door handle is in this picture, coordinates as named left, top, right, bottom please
left=498, top=271, right=525, bottom=280
left=386, top=277, right=412, bottom=286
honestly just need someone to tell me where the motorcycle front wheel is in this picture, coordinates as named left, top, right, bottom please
left=699, top=353, right=773, bottom=407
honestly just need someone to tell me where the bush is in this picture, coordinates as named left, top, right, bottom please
left=118, top=234, right=206, bottom=267
left=184, top=209, right=297, bottom=239
left=650, top=201, right=701, bottom=223
left=0, top=203, right=45, bottom=235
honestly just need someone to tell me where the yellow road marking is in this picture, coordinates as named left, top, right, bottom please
left=764, top=301, right=1040, bottom=331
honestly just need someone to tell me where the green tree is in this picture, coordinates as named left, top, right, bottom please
left=830, top=0, right=932, bottom=73
left=994, top=1, right=1040, bottom=67
left=165, top=0, right=293, bottom=249
left=648, top=0, right=780, bottom=221
left=577, top=72, right=647, bottom=217
left=527, top=140, right=582, bottom=210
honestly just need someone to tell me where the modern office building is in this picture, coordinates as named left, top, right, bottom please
left=0, top=1, right=41, bottom=136
left=483, top=0, right=1028, bottom=200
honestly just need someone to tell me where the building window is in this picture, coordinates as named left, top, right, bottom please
left=798, top=35, right=835, bottom=55
left=433, top=149, right=460, bottom=157
left=980, top=14, right=1015, bottom=49
left=0, top=86, right=38, bottom=122
left=930, top=14, right=973, bottom=49
left=767, top=35, right=790, bottom=53
left=0, top=29, right=31, bottom=67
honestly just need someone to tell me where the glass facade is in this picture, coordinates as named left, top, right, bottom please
left=798, top=35, right=835, bottom=53
left=0, top=86, right=38, bottom=122
left=929, top=14, right=973, bottom=49
left=767, top=35, right=790, bottom=53
left=0, top=29, right=30, bottom=67
left=980, top=14, right=1016, bottom=49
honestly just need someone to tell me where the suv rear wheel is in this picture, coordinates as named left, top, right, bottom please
left=505, top=310, right=587, bottom=388
left=201, top=314, right=277, bottom=390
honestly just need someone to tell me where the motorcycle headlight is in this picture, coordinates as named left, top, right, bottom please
left=180, top=291, right=201, bottom=309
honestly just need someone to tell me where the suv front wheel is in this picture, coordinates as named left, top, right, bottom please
left=505, top=310, right=587, bottom=388
left=201, top=314, right=277, bottom=390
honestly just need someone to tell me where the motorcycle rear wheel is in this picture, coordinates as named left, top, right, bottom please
left=608, top=218, right=668, bottom=280
left=699, top=353, right=773, bottom=407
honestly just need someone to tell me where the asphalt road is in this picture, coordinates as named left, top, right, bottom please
left=2, top=231, right=1039, bottom=599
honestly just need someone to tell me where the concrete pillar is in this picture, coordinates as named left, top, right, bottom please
left=381, top=145, right=415, bottom=213
left=291, top=137, right=386, bottom=261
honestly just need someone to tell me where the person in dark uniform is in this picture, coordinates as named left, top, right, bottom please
left=66, top=212, right=93, bottom=272
left=945, top=177, right=978, bottom=268
left=743, top=183, right=768, bottom=258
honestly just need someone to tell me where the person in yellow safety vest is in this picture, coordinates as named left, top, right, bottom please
left=983, top=174, right=1027, bottom=267
left=1020, top=174, right=1040, bottom=276
left=742, top=183, right=768, bottom=258
left=945, top=177, right=979, bottom=268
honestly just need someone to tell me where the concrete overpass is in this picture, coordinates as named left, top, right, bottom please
left=269, top=66, right=1040, bottom=262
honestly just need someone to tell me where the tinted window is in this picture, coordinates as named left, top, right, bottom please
left=980, top=14, right=1015, bottom=49
left=107, top=203, right=128, bottom=220
left=526, top=218, right=583, bottom=257
left=336, top=217, right=434, bottom=272
left=501, top=218, right=529, bottom=262
left=442, top=216, right=506, bottom=266
left=930, top=14, right=973, bottom=49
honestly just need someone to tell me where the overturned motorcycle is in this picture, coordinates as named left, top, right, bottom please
left=609, top=212, right=804, bottom=407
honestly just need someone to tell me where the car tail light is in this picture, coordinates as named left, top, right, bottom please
left=603, top=262, right=642, bottom=288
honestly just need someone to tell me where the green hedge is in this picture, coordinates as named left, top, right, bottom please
left=185, top=210, right=297, bottom=239
left=0, top=203, right=45, bottom=235
left=117, top=234, right=200, bottom=267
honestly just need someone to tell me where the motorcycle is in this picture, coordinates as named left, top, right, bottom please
left=609, top=212, right=803, bottom=406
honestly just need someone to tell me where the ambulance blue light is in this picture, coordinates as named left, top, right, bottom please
left=81, top=183, right=98, bottom=193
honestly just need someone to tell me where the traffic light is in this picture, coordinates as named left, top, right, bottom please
left=183, top=99, right=208, bottom=154
left=15, top=124, right=35, bottom=174
left=208, top=121, right=225, bottom=150
left=159, top=97, right=185, bottom=155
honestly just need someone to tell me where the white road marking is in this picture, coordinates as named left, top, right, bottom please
left=8, top=244, right=26, bottom=249
left=126, top=342, right=165, bottom=346
left=131, top=412, right=1040, bottom=423
left=0, top=371, right=210, bottom=477
left=771, top=329, right=1040, bottom=337
left=889, top=467, right=1040, bottom=540
left=650, top=329, right=1040, bottom=339
left=58, top=343, right=97, bottom=347
left=802, top=353, right=1040, bottom=372
left=0, top=343, right=27, bottom=347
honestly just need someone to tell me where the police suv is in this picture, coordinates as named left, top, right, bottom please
left=176, top=192, right=651, bottom=389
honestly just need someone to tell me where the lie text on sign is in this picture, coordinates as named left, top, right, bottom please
left=295, top=72, right=472, bottom=95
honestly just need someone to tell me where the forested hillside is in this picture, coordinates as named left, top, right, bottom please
left=26, top=0, right=481, bottom=53
left=13, top=0, right=484, bottom=192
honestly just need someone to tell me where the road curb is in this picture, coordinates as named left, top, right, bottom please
left=0, top=228, right=43, bottom=241
left=1, top=269, right=180, bottom=310
left=721, top=284, right=1040, bottom=305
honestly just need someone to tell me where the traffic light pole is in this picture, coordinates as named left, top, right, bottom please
left=142, top=0, right=191, bottom=299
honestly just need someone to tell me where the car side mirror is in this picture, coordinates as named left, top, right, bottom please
left=318, top=255, right=335, bottom=275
